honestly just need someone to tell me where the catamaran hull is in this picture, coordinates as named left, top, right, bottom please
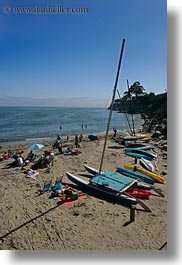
left=84, top=164, right=101, bottom=175
left=65, top=172, right=138, bottom=206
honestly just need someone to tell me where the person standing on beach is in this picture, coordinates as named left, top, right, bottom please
left=113, top=127, right=117, bottom=138
left=79, top=134, right=83, bottom=142
left=75, top=134, right=79, bottom=148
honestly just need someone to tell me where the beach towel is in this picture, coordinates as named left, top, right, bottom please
left=24, top=169, right=39, bottom=180
left=57, top=194, right=86, bottom=206
left=1, top=170, right=12, bottom=176
left=12, top=169, right=24, bottom=174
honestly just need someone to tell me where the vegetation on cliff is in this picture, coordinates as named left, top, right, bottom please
left=109, top=81, right=167, bottom=138
left=110, top=81, right=167, bottom=115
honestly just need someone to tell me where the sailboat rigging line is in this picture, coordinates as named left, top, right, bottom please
left=99, top=38, right=126, bottom=174
left=117, top=89, right=133, bottom=134
left=127, top=79, right=135, bottom=136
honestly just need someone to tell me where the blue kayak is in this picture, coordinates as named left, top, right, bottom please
left=124, top=148, right=157, bottom=159
left=116, top=166, right=155, bottom=185
left=124, top=151, right=154, bottom=161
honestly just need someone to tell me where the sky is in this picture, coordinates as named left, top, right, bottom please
left=0, top=0, right=167, bottom=107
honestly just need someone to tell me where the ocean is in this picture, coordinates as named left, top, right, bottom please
left=0, top=106, right=143, bottom=145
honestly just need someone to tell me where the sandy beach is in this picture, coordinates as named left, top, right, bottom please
left=0, top=135, right=167, bottom=250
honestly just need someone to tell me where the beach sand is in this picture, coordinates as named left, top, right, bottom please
left=0, top=136, right=167, bottom=250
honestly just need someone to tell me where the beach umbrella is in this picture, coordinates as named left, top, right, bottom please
left=28, top=144, right=45, bottom=151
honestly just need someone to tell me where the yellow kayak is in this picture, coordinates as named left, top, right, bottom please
left=124, top=164, right=165, bottom=184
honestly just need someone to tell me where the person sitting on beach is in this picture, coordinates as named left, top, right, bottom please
left=35, top=155, right=45, bottom=169
left=17, top=146, right=21, bottom=154
left=49, top=187, right=64, bottom=198
left=49, top=150, right=55, bottom=166
left=56, top=135, right=62, bottom=144
left=57, top=135, right=61, bottom=141
left=17, top=155, right=24, bottom=166
left=48, top=180, right=63, bottom=198
left=71, top=148, right=79, bottom=155
left=26, top=150, right=35, bottom=162
left=53, top=135, right=62, bottom=149
left=8, top=150, right=15, bottom=158
left=3, top=152, right=9, bottom=160
left=64, top=188, right=79, bottom=201
left=57, top=144, right=63, bottom=154
left=45, top=159, right=51, bottom=173
left=59, top=185, right=79, bottom=201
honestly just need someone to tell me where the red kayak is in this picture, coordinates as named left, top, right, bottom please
left=125, top=142, right=146, bottom=148
left=126, top=187, right=152, bottom=199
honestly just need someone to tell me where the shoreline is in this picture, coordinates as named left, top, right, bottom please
left=0, top=133, right=167, bottom=250
left=0, top=130, right=117, bottom=148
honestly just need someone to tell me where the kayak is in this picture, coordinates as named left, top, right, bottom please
left=126, top=187, right=151, bottom=199
left=139, top=158, right=155, bottom=172
left=116, top=166, right=155, bottom=185
left=124, top=148, right=157, bottom=159
left=133, top=145, right=155, bottom=151
left=124, top=151, right=154, bottom=161
left=124, top=164, right=165, bottom=184
left=124, top=142, right=147, bottom=148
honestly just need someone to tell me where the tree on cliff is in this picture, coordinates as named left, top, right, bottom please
left=123, top=81, right=147, bottom=99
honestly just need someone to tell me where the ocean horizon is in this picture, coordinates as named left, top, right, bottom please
left=0, top=106, right=143, bottom=146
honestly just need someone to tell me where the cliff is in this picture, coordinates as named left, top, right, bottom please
left=110, top=92, right=167, bottom=139
left=110, top=92, right=167, bottom=115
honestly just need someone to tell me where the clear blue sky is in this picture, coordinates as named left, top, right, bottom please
left=0, top=0, right=167, bottom=107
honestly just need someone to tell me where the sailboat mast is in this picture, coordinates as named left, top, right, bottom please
left=99, top=38, right=126, bottom=174
left=117, top=89, right=133, bottom=134
left=127, top=79, right=135, bottom=136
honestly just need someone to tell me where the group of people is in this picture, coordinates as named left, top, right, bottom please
left=52, top=134, right=83, bottom=155
left=74, top=134, right=83, bottom=148
left=37, top=176, right=79, bottom=201
left=0, top=148, right=26, bottom=166
left=30, top=149, right=55, bottom=172
left=16, top=149, right=39, bottom=167
left=49, top=183, right=79, bottom=201
left=0, top=145, right=56, bottom=173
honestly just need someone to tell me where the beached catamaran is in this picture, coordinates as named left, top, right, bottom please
left=66, top=39, right=151, bottom=211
